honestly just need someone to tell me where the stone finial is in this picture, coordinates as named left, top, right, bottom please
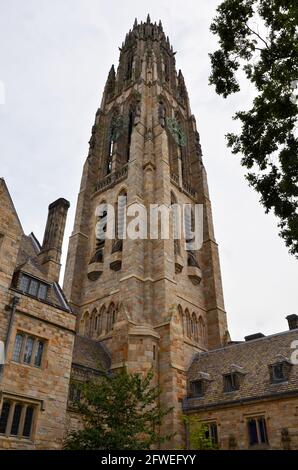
left=147, top=13, right=151, bottom=24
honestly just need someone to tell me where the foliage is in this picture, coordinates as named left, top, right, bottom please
left=64, top=370, right=173, bottom=450
left=184, top=416, right=218, bottom=450
left=209, top=0, right=298, bottom=255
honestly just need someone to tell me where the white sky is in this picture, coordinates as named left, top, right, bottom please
left=0, top=0, right=297, bottom=341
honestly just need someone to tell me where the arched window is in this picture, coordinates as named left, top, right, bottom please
left=178, top=305, right=184, bottom=336
left=91, top=309, right=97, bottom=336
left=107, top=116, right=116, bottom=174
left=192, top=313, right=198, bottom=342
left=185, top=309, right=191, bottom=338
left=199, top=316, right=206, bottom=347
left=184, top=205, right=199, bottom=268
left=112, top=190, right=127, bottom=253
left=98, top=306, right=105, bottom=335
left=80, top=311, right=90, bottom=336
left=126, top=111, right=134, bottom=161
left=107, top=303, right=116, bottom=332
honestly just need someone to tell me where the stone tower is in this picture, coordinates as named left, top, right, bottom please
left=64, top=15, right=229, bottom=447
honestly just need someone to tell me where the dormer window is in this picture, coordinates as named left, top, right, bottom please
left=191, top=380, right=204, bottom=397
left=223, top=373, right=240, bottom=392
left=269, top=360, right=291, bottom=384
left=18, top=274, right=49, bottom=301
left=189, top=372, right=211, bottom=397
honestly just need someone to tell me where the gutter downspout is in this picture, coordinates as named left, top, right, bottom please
left=0, top=294, right=20, bottom=381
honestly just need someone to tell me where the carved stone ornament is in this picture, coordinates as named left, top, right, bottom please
left=166, top=117, right=187, bottom=147
left=109, top=115, right=128, bottom=141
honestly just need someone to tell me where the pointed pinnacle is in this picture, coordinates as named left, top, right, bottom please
left=147, top=13, right=151, bottom=23
left=133, top=18, right=137, bottom=28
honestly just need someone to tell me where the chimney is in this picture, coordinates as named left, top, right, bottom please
left=38, top=198, right=70, bottom=283
left=286, top=314, right=298, bottom=331
left=244, top=333, right=265, bottom=342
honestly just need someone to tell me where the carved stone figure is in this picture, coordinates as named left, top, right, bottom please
left=158, top=101, right=166, bottom=127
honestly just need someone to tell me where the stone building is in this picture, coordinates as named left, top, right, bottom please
left=184, top=316, right=298, bottom=450
left=0, top=16, right=297, bottom=450
left=63, top=15, right=229, bottom=448
left=0, top=178, right=75, bottom=449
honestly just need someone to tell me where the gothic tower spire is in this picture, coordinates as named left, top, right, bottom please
left=64, top=16, right=229, bottom=447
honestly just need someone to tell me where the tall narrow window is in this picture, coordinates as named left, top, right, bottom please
left=107, top=136, right=114, bottom=174
left=185, top=309, right=191, bottom=338
left=127, top=111, right=134, bottom=161
left=107, top=303, right=116, bottom=332
left=171, top=192, right=180, bottom=256
left=34, top=341, right=44, bottom=367
left=248, top=417, right=268, bottom=446
left=98, top=306, right=105, bottom=335
left=13, top=333, right=24, bottom=362
left=23, top=337, right=34, bottom=364
left=28, top=279, right=39, bottom=297
left=11, top=404, right=22, bottom=435
left=0, top=401, right=10, bottom=434
left=22, top=406, right=34, bottom=438
left=199, top=316, right=206, bottom=347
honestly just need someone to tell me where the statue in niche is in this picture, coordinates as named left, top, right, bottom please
left=166, top=117, right=187, bottom=147
left=134, top=100, right=141, bottom=125
left=158, top=101, right=166, bottom=128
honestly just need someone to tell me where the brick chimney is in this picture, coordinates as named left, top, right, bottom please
left=38, top=198, right=70, bottom=283
left=286, top=314, right=298, bottom=330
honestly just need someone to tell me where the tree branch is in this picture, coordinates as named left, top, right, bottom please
left=245, top=23, right=269, bottom=49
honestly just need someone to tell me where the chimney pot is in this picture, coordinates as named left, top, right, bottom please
left=286, top=314, right=298, bottom=330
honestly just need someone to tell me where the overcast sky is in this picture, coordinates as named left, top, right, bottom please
left=0, top=0, right=297, bottom=341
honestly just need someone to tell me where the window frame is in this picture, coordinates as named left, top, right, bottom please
left=18, top=273, right=49, bottom=301
left=12, top=331, right=47, bottom=369
left=223, top=372, right=240, bottom=393
left=201, top=421, right=219, bottom=447
left=269, top=361, right=291, bottom=384
left=0, top=398, right=38, bottom=441
left=247, top=416, right=269, bottom=447
left=190, top=379, right=205, bottom=397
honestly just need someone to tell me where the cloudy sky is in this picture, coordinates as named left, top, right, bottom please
left=0, top=0, right=297, bottom=341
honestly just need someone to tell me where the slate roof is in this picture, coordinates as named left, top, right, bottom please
left=72, top=335, right=111, bottom=372
left=185, top=328, right=298, bottom=411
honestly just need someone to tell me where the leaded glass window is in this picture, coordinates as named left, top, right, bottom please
left=12, top=333, right=24, bottom=362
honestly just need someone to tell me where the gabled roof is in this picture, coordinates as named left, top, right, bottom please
left=0, top=177, right=23, bottom=234
left=185, top=328, right=298, bottom=410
